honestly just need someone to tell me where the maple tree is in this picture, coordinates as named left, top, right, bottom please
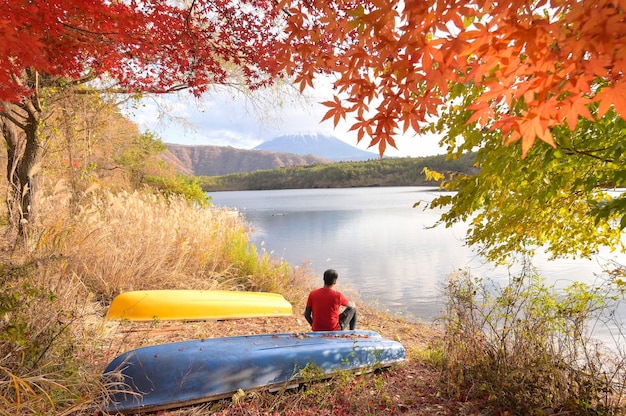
left=422, top=81, right=626, bottom=262
left=275, top=0, right=626, bottom=158
left=0, top=0, right=284, bottom=235
left=5, top=0, right=626, bottom=255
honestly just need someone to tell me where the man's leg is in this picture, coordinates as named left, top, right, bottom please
left=339, top=306, right=357, bottom=330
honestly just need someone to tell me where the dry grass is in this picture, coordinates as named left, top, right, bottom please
left=31, top=187, right=295, bottom=301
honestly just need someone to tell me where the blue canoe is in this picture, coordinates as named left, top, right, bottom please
left=102, top=330, right=406, bottom=413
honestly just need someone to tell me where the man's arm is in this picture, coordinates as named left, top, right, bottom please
left=339, top=291, right=355, bottom=309
left=304, top=306, right=313, bottom=326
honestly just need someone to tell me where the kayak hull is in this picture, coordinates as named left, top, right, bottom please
left=102, top=330, right=406, bottom=413
left=105, top=290, right=293, bottom=321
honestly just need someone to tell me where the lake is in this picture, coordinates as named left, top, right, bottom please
left=209, top=187, right=626, bottom=324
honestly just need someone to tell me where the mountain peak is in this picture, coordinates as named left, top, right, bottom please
left=254, top=132, right=380, bottom=162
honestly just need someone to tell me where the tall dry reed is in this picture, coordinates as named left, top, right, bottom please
left=32, top=187, right=295, bottom=300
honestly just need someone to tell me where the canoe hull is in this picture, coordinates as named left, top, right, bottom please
left=105, top=290, right=293, bottom=321
left=102, top=330, right=406, bottom=413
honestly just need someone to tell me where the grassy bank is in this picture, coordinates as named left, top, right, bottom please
left=0, top=188, right=290, bottom=413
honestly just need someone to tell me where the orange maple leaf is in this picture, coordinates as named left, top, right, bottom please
left=596, top=81, right=626, bottom=121
left=564, top=96, right=593, bottom=131
left=513, top=111, right=555, bottom=158
left=321, top=96, right=347, bottom=126
left=349, top=116, right=374, bottom=144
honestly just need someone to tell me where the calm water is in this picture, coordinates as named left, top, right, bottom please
left=209, top=187, right=626, bottom=324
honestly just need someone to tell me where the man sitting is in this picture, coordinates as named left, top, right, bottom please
left=304, top=269, right=357, bottom=331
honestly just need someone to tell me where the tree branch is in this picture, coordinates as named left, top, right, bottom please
left=0, top=102, right=27, bottom=130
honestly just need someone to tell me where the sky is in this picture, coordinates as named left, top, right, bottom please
left=122, top=80, right=446, bottom=158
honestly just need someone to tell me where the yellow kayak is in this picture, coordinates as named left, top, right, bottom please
left=105, top=290, right=293, bottom=321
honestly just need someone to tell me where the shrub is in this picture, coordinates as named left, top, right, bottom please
left=0, top=262, right=102, bottom=415
left=144, top=174, right=211, bottom=208
left=440, top=263, right=626, bottom=414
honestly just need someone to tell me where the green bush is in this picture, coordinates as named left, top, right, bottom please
left=441, top=263, right=625, bottom=414
left=0, top=263, right=86, bottom=415
left=144, top=174, right=211, bottom=208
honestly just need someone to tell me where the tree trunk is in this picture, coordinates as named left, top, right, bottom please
left=19, top=111, right=42, bottom=227
left=0, top=99, right=42, bottom=237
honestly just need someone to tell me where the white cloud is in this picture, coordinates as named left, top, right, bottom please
left=122, top=81, right=445, bottom=158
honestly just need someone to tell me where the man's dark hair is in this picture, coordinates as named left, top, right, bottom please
left=323, top=269, right=339, bottom=286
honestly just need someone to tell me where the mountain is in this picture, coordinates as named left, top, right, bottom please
left=253, top=132, right=381, bottom=162
left=163, top=144, right=330, bottom=176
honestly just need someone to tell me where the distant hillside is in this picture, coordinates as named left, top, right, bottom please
left=161, top=148, right=194, bottom=176
left=254, top=132, right=382, bottom=162
left=164, top=144, right=330, bottom=176
left=199, top=153, right=479, bottom=191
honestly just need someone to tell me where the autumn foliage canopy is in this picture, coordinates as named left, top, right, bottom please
left=3, top=0, right=626, bottom=158
left=276, top=0, right=626, bottom=157
left=0, top=0, right=283, bottom=101
left=0, top=0, right=290, bottom=232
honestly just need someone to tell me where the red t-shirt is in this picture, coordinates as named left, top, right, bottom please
left=306, top=287, right=350, bottom=331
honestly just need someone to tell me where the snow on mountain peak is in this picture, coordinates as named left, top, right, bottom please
left=254, top=132, right=380, bottom=162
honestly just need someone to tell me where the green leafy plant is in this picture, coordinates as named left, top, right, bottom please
left=441, top=263, right=625, bottom=414
left=0, top=265, right=83, bottom=415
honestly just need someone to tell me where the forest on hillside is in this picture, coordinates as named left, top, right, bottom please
left=197, top=153, right=478, bottom=191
